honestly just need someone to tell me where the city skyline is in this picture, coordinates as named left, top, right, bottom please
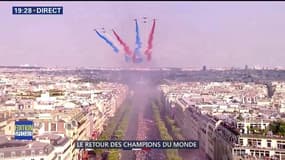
left=1, top=2, right=285, bottom=68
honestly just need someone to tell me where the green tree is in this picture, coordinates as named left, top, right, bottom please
left=279, top=124, right=285, bottom=136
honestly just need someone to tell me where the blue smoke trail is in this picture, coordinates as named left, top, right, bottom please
left=124, top=55, right=131, bottom=62
left=133, top=19, right=143, bottom=63
left=135, top=58, right=143, bottom=63
left=95, top=30, right=119, bottom=53
left=134, top=19, right=142, bottom=53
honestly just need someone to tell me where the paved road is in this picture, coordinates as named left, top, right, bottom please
left=118, top=78, right=208, bottom=160
left=121, top=81, right=166, bottom=160
left=139, top=99, right=166, bottom=160
left=120, top=95, right=138, bottom=160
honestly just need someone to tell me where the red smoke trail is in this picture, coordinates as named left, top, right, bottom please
left=146, top=54, right=151, bottom=61
left=144, top=19, right=156, bottom=61
left=112, top=29, right=133, bottom=56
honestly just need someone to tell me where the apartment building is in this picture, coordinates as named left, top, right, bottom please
left=233, top=135, right=285, bottom=160
left=165, top=95, right=240, bottom=160
left=0, top=136, right=56, bottom=160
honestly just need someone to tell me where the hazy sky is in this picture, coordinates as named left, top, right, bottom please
left=1, top=2, right=285, bottom=68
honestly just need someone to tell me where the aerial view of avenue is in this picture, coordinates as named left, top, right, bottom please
left=2, top=1, right=285, bottom=160
left=1, top=67, right=285, bottom=160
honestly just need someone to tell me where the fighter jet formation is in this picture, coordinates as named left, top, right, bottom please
left=94, top=17, right=157, bottom=64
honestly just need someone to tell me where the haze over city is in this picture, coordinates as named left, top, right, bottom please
left=1, top=2, right=285, bottom=68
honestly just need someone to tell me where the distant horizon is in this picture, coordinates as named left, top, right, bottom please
left=1, top=64, right=285, bottom=71
left=2, top=2, right=285, bottom=68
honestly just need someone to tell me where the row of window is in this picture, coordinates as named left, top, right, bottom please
left=277, top=141, right=285, bottom=144
left=234, top=149, right=271, bottom=157
left=238, top=123, right=267, bottom=127
left=0, top=153, right=45, bottom=160
left=240, top=139, right=285, bottom=149
left=248, top=139, right=261, bottom=146
left=0, top=150, right=44, bottom=158
left=237, top=148, right=285, bottom=157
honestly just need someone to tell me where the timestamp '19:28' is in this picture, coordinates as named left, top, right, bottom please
left=13, top=7, right=33, bottom=14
